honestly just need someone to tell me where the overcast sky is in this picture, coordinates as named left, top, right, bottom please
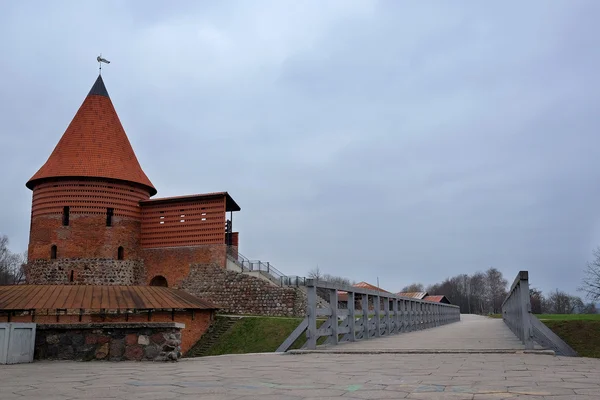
left=1, top=1, right=599, bottom=296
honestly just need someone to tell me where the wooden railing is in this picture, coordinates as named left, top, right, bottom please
left=277, top=279, right=461, bottom=352
left=502, top=271, right=578, bottom=356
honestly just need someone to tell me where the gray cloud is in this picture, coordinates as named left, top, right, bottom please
left=1, top=0, right=600, bottom=296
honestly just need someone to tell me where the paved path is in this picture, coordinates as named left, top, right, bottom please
left=310, top=314, right=532, bottom=353
left=2, top=352, right=600, bottom=399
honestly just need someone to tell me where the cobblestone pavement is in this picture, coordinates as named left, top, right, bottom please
left=2, top=353, right=600, bottom=399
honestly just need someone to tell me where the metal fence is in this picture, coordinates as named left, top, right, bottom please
left=502, top=271, right=578, bottom=356
left=502, top=271, right=534, bottom=349
left=227, top=249, right=287, bottom=285
left=277, top=279, right=461, bottom=352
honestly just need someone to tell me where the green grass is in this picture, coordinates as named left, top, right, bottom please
left=488, top=314, right=600, bottom=321
left=205, top=316, right=324, bottom=356
left=487, top=313, right=600, bottom=358
left=543, top=320, right=600, bottom=358
left=535, top=314, right=600, bottom=321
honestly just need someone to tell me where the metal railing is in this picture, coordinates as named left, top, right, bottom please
left=502, top=271, right=577, bottom=356
left=277, top=279, right=461, bottom=352
left=502, top=271, right=534, bottom=349
left=226, top=249, right=287, bottom=285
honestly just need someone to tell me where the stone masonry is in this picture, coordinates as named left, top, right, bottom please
left=26, top=259, right=146, bottom=285
left=34, top=323, right=183, bottom=361
left=181, top=263, right=306, bottom=317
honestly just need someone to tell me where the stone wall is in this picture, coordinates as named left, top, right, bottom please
left=180, top=263, right=306, bottom=317
left=26, top=258, right=145, bottom=285
left=34, top=323, right=183, bottom=361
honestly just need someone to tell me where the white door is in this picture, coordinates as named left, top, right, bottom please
left=6, top=323, right=36, bottom=364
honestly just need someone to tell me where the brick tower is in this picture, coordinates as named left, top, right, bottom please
left=25, top=75, right=155, bottom=285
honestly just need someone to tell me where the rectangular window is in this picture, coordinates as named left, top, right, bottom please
left=62, top=206, right=70, bottom=226
left=106, top=208, right=114, bottom=227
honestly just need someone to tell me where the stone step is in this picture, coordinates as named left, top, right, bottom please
left=185, top=316, right=241, bottom=358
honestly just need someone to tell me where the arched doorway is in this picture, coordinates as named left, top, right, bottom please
left=150, top=275, right=168, bottom=287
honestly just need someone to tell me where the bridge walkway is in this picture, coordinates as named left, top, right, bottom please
left=300, top=314, right=542, bottom=353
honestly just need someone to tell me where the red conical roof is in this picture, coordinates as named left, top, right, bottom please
left=26, top=75, right=156, bottom=195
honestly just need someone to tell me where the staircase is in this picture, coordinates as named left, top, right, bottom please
left=185, top=315, right=242, bottom=357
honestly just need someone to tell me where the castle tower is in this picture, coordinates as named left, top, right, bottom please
left=25, top=75, right=156, bottom=285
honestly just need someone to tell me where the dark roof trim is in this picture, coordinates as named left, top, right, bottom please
left=141, top=192, right=241, bottom=212
left=88, top=75, right=109, bottom=97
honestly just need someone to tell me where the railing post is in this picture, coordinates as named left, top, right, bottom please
left=362, top=294, right=369, bottom=340
left=384, top=297, right=390, bottom=335
left=306, top=279, right=317, bottom=350
left=374, top=295, right=381, bottom=337
left=348, top=291, right=356, bottom=342
left=518, top=272, right=534, bottom=350
left=330, top=289, right=338, bottom=345
left=393, top=298, right=399, bottom=334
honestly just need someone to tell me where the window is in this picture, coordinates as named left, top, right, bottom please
left=51, top=245, right=57, bottom=259
left=118, top=246, right=124, bottom=260
left=106, top=208, right=114, bottom=227
left=62, top=206, right=70, bottom=226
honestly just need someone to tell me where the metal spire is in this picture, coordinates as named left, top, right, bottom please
left=97, top=54, right=110, bottom=75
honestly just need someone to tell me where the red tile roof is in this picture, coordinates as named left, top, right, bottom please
left=0, top=285, right=217, bottom=311
left=423, top=295, right=451, bottom=304
left=26, top=75, right=156, bottom=195
left=352, top=281, right=391, bottom=293
left=397, top=291, right=428, bottom=299
left=338, top=281, right=391, bottom=301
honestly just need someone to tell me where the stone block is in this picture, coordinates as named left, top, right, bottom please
left=97, top=335, right=110, bottom=344
left=144, top=345, right=159, bottom=360
left=138, top=335, right=150, bottom=345
left=85, top=334, right=98, bottom=345
left=125, top=333, right=138, bottom=346
left=124, top=345, right=144, bottom=361
left=95, top=343, right=109, bottom=359
left=46, top=334, right=59, bottom=345
left=109, top=339, right=125, bottom=360
left=151, top=333, right=166, bottom=344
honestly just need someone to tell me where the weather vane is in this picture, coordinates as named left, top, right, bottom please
left=97, top=54, right=110, bottom=75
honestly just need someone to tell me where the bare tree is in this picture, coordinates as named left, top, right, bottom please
left=530, top=288, right=544, bottom=314
left=582, top=302, right=598, bottom=314
left=546, top=289, right=582, bottom=314
left=469, top=272, right=487, bottom=314
left=0, top=235, right=26, bottom=285
left=486, top=268, right=508, bottom=314
left=401, top=283, right=424, bottom=293
left=581, top=247, right=600, bottom=301
left=308, top=266, right=322, bottom=281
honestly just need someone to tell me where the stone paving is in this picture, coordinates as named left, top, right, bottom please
left=1, top=352, right=600, bottom=399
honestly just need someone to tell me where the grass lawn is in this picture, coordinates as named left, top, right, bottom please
left=535, top=314, right=600, bottom=321
left=488, top=314, right=600, bottom=321
left=543, top=320, right=600, bottom=358
left=205, top=316, right=325, bottom=356
left=487, top=313, right=600, bottom=358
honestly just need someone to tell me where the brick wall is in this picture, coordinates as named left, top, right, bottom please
left=140, top=196, right=226, bottom=248
left=25, top=259, right=146, bottom=285
left=28, top=179, right=149, bottom=261
left=180, top=263, right=306, bottom=317
left=143, top=245, right=227, bottom=287
left=1, top=310, right=213, bottom=354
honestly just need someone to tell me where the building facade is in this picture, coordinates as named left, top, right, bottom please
left=25, top=75, right=240, bottom=289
